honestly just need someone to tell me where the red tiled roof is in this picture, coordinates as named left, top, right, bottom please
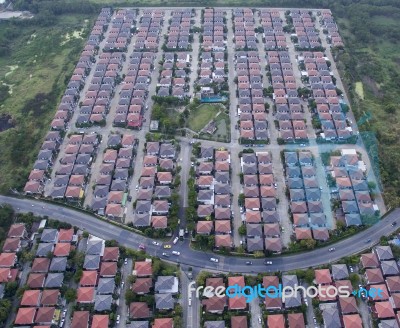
left=77, top=287, right=95, bottom=303
left=57, top=228, right=74, bottom=242
left=134, top=261, right=152, bottom=277
left=53, top=243, right=71, bottom=257
left=0, top=252, right=16, bottom=267
left=21, top=289, right=41, bottom=306
left=91, top=315, right=109, bottom=328
left=80, top=270, right=98, bottom=286
left=15, top=307, right=36, bottom=325
left=153, top=318, right=173, bottom=328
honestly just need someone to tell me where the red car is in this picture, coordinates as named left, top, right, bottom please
left=139, top=244, right=146, bottom=250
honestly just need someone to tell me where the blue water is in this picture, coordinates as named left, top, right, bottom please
left=201, top=96, right=227, bottom=103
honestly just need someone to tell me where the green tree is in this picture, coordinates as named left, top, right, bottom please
left=125, top=289, right=136, bottom=305
left=65, top=288, right=77, bottom=303
left=238, top=224, right=246, bottom=236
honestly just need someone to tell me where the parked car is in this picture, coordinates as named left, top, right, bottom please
left=139, top=244, right=146, bottom=250
left=173, top=237, right=179, bottom=244
left=210, top=257, right=219, bottom=263
left=172, top=251, right=180, bottom=256
left=152, top=241, right=160, bottom=246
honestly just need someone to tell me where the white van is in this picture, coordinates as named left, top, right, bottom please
left=173, top=237, right=179, bottom=244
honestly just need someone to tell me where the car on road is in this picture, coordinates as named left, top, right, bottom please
left=135, top=185, right=139, bottom=191
left=328, top=247, right=335, bottom=252
left=116, top=315, right=120, bottom=324
left=188, top=298, right=192, bottom=306
left=240, top=206, right=244, bottom=213
left=172, top=251, right=180, bottom=256
left=152, top=241, right=160, bottom=246
left=163, top=244, right=171, bottom=249
left=121, top=281, right=124, bottom=288
left=173, top=237, right=179, bottom=244
left=139, top=244, right=146, bottom=250
left=304, top=298, right=308, bottom=306
left=392, top=221, right=397, bottom=226
left=124, top=258, right=128, bottom=265
left=300, top=143, right=306, bottom=147
left=245, top=261, right=252, bottom=265
left=258, top=316, right=262, bottom=324
left=366, top=239, right=371, bottom=243
left=191, top=162, right=195, bottom=167
left=162, top=252, right=170, bottom=257
left=265, top=261, right=272, bottom=265
left=210, top=257, right=219, bottom=263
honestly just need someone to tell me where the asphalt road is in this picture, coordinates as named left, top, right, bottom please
left=2, top=195, right=399, bottom=274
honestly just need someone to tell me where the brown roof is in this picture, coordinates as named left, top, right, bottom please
left=196, top=221, right=213, bottom=234
left=134, top=261, right=152, bottom=277
left=2, top=238, right=21, bottom=252
left=31, top=257, right=50, bottom=272
left=287, top=313, right=305, bottom=328
left=339, top=297, right=358, bottom=314
left=129, top=302, right=150, bottom=319
left=100, top=262, right=118, bottom=277
left=374, top=301, right=395, bottom=319
left=360, top=253, right=379, bottom=268
left=315, top=269, right=332, bottom=285
left=132, top=277, right=152, bottom=294
left=228, top=276, right=245, bottom=287
left=263, top=275, right=279, bottom=288
left=8, top=223, right=26, bottom=238
left=40, top=289, right=60, bottom=306
left=295, top=227, right=312, bottom=240
left=102, top=247, right=119, bottom=262
left=27, top=273, right=46, bottom=288
left=231, top=316, right=248, bottom=328
left=35, top=307, right=55, bottom=323
left=365, top=268, right=384, bottom=284
left=71, top=311, right=89, bottom=328
left=202, top=296, right=226, bottom=313
left=206, top=277, right=224, bottom=288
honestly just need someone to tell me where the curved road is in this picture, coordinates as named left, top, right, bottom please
left=1, top=195, right=399, bottom=273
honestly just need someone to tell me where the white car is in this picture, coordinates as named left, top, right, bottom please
left=265, top=261, right=272, bottom=265
left=135, top=185, right=139, bottom=191
left=172, top=251, right=180, bottom=256
left=210, top=257, right=219, bottom=263
left=173, top=237, right=179, bottom=244
left=116, top=315, right=120, bottom=324
left=124, top=258, right=128, bottom=265
left=121, top=281, right=124, bottom=288
left=152, top=241, right=160, bottom=246
left=304, top=298, right=308, bottom=306
left=258, top=316, right=262, bottom=324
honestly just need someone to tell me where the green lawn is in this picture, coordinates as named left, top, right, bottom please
left=0, top=14, right=96, bottom=193
left=187, top=103, right=221, bottom=133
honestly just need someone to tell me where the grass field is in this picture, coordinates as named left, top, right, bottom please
left=354, top=82, right=364, bottom=100
left=0, top=14, right=96, bottom=193
left=187, top=103, right=221, bottom=132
